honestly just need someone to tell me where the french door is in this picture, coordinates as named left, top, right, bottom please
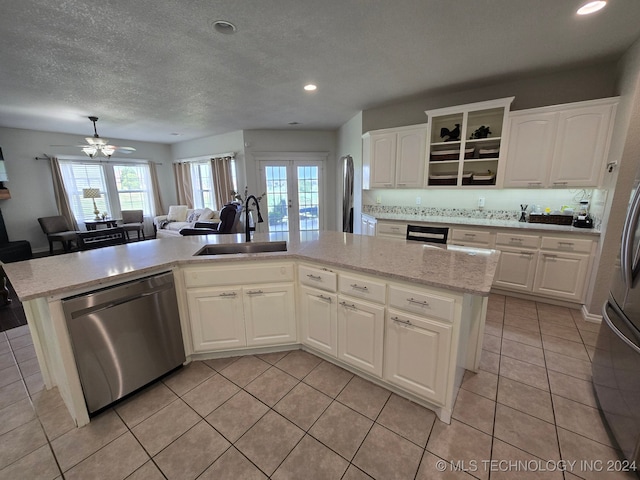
left=259, top=160, right=323, bottom=234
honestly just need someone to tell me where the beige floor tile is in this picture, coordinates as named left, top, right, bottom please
left=342, top=464, right=374, bottom=480
left=493, top=404, right=559, bottom=461
left=52, top=409, right=128, bottom=472
left=255, top=350, right=290, bottom=365
left=0, top=379, right=28, bottom=410
left=502, top=324, right=542, bottom=348
left=274, top=382, right=332, bottom=430
left=460, top=370, right=498, bottom=400
left=426, top=419, right=492, bottom=480
left=0, top=352, right=15, bottom=371
left=452, top=388, right=495, bottom=435
left=552, top=395, right=615, bottom=447
left=303, top=360, right=354, bottom=398
left=0, top=444, right=60, bottom=480
left=416, top=451, right=477, bottom=479
left=24, top=371, right=44, bottom=395
left=557, top=427, right=635, bottom=480
left=482, top=333, right=501, bottom=354
left=490, top=439, right=563, bottom=480
left=205, top=390, right=269, bottom=443
left=272, top=434, right=349, bottom=480
left=575, top=319, right=601, bottom=334
left=162, top=361, right=215, bottom=396
left=336, top=376, right=391, bottom=420
left=504, top=313, right=540, bottom=332
left=182, top=373, right=240, bottom=416
left=586, top=344, right=596, bottom=361
left=497, top=376, right=554, bottom=423
left=17, top=356, right=39, bottom=377
left=126, top=460, right=166, bottom=480
left=377, top=394, right=436, bottom=447
left=5, top=325, right=29, bottom=340
left=275, top=350, right=322, bottom=379
left=131, top=399, right=199, bottom=457
left=154, top=421, right=230, bottom=480
left=484, top=320, right=503, bottom=338
left=202, top=356, right=240, bottom=372
left=505, top=304, right=538, bottom=321
left=37, top=398, right=76, bottom=441
left=7, top=334, right=32, bottom=351
left=64, top=432, right=148, bottom=480
left=500, top=338, right=546, bottom=367
left=539, top=323, right=582, bottom=343
left=544, top=350, right=592, bottom=381
left=235, top=411, right=304, bottom=476
left=547, top=370, right=598, bottom=408
left=0, top=397, right=35, bottom=436
left=353, top=424, right=423, bottom=480
left=479, top=349, right=500, bottom=375
left=0, top=419, right=47, bottom=469
left=31, top=386, right=65, bottom=415
left=579, top=329, right=600, bottom=347
left=309, top=401, right=373, bottom=461
left=245, top=366, right=298, bottom=407
left=219, top=355, right=270, bottom=387
left=0, top=365, right=21, bottom=389
left=12, top=344, right=36, bottom=364
left=200, top=447, right=267, bottom=480
left=499, top=355, right=549, bottom=391
left=541, top=335, right=590, bottom=362
left=115, top=382, right=178, bottom=428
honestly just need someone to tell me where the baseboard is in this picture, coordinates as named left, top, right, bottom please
left=581, top=304, right=602, bottom=324
left=490, top=288, right=582, bottom=310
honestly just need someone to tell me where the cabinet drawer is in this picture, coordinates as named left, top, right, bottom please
left=388, top=285, right=455, bottom=322
left=339, top=274, right=386, bottom=304
left=298, top=265, right=337, bottom=292
left=450, top=229, right=491, bottom=246
left=376, top=222, right=406, bottom=237
left=540, top=236, right=592, bottom=254
left=184, top=263, right=294, bottom=288
left=496, top=233, right=540, bottom=249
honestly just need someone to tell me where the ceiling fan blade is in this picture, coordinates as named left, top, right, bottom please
left=111, top=146, right=137, bottom=153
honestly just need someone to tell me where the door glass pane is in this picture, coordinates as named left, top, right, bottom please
left=265, top=166, right=289, bottom=232
left=297, top=166, right=320, bottom=231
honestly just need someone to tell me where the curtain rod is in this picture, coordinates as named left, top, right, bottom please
left=35, top=156, right=162, bottom=165
left=174, top=152, right=235, bottom=163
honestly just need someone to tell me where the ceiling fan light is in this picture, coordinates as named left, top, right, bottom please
left=101, top=145, right=116, bottom=157
left=82, top=146, right=97, bottom=158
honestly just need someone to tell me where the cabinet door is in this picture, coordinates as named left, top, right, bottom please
left=493, top=249, right=538, bottom=292
left=299, top=286, right=337, bottom=357
left=384, top=310, right=452, bottom=405
left=243, top=284, right=297, bottom=347
left=550, top=104, right=613, bottom=187
left=533, top=252, right=590, bottom=302
left=395, top=128, right=426, bottom=188
left=368, top=133, right=397, bottom=188
left=337, top=296, right=384, bottom=376
left=186, top=288, right=246, bottom=352
left=503, top=112, right=557, bottom=187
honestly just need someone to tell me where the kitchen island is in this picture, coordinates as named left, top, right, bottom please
left=3, top=231, right=500, bottom=426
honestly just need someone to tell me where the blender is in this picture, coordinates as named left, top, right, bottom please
left=573, top=200, right=593, bottom=228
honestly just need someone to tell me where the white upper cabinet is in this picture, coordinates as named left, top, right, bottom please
left=362, top=125, right=427, bottom=189
left=504, top=98, right=618, bottom=188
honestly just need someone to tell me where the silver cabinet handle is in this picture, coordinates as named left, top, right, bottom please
left=510, top=237, right=523, bottom=242
left=552, top=181, right=568, bottom=185
left=339, top=301, right=356, bottom=309
left=542, top=254, right=557, bottom=259
left=392, top=316, right=412, bottom=326
left=317, top=295, right=332, bottom=303
left=528, top=182, right=542, bottom=186
left=246, top=290, right=263, bottom=295
left=520, top=251, right=533, bottom=256
left=407, top=297, right=429, bottom=307
left=350, top=284, right=369, bottom=291
left=390, top=227, right=400, bottom=231
left=464, top=233, right=476, bottom=237
left=306, top=274, right=322, bottom=280
left=218, top=292, right=237, bottom=297
left=397, top=183, right=406, bottom=186
left=557, top=241, right=574, bottom=246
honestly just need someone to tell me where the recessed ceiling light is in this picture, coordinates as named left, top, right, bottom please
left=211, top=20, right=237, bottom=34
left=304, top=84, right=317, bottom=92
left=577, top=1, right=606, bottom=15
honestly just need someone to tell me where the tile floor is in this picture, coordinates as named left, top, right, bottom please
left=0, top=294, right=637, bottom=479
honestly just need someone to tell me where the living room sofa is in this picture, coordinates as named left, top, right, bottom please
left=153, top=206, right=221, bottom=238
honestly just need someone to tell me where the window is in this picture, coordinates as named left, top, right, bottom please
left=59, top=160, right=155, bottom=225
left=191, top=162, right=214, bottom=209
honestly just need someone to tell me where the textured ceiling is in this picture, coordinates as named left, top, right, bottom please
left=0, top=0, right=639, bottom=145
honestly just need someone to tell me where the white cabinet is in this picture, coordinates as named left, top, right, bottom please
left=425, top=97, right=513, bottom=188
left=361, top=214, right=377, bottom=236
left=376, top=221, right=406, bottom=239
left=492, top=233, right=540, bottom=292
left=337, top=296, right=385, bottom=376
left=449, top=228, right=494, bottom=248
left=504, top=98, right=618, bottom=188
left=299, top=286, right=338, bottom=357
left=187, top=287, right=245, bottom=352
left=362, top=125, right=427, bottom=189
left=243, top=284, right=297, bottom=347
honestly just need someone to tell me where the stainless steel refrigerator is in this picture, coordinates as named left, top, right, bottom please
left=593, top=180, right=640, bottom=466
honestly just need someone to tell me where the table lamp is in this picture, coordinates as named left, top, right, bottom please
left=83, top=188, right=102, bottom=220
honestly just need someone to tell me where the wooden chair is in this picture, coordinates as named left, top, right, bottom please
left=76, top=227, right=127, bottom=250
left=121, top=210, right=145, bottom=240
left=37, top=215, right=78, bottom=254
left=406, top=225, right=449, bottom=244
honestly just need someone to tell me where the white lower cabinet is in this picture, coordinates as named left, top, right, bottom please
left=384, top=309, right=452, bottom=405
left=533, top=252, right=590, bottom=302
left=243, top=284, right=297, bottom=347
left=337, top=295, right=384, bottom=377
left=493, top=249, right=538, bottom=292
left=299, top=286, right=338, bottom=357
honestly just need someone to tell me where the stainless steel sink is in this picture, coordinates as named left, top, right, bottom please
left=194, top=241, right=287, bottom=256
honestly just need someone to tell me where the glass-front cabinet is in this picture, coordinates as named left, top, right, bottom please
left=425, top=97, right=514, bottom=187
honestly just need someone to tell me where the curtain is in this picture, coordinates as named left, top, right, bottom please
left=173, top=162, right=193, bottom=208
left=148, top=162, right=164, bottom=215
left=50, top=157, right=79, bottom=230
left=211, top=156, right=234, bottom=209
left=342, top=155, right=354, bottom=233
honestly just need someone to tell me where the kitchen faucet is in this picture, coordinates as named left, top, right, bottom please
left=245, top=195, right=264, bottom=242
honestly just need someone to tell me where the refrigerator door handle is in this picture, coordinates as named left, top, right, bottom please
left=621, top=187, right=640, bottom=288
left=604, top=299, right=640, bottom=355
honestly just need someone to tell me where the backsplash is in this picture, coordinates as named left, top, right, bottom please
left=362, top=204, right=520, bottom=221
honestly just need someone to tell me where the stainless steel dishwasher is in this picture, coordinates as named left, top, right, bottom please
left=62, top=271, right=185, bottom=414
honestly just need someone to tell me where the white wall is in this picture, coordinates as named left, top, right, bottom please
left=336, top=112, right=363, bottom=233
left=0, top=126, right=172, bottom=253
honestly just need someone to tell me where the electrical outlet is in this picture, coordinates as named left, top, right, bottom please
left=478, top=197, right=485, bottom=208
left=376, top=196, right=382, bottom=204
left=416, top=197, right=421, bottom=205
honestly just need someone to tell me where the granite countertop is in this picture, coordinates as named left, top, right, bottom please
left=367, top=212, right=601, bottom=236
left=3, top=231, right=500, bottom=301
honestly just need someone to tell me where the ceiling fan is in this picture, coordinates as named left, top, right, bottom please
left=53, top=116, right=136, bottom=158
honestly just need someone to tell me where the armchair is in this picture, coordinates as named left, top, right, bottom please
left=0, top=209, right=32, bottom=264
left=37, top=215, right=78, bottom=254
left=179, top=203, right=243, bottom=236
left=121, top=210, right=145, bottom=240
